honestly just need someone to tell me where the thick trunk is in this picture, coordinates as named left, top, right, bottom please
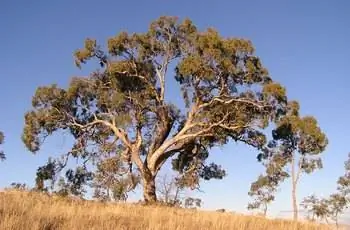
left=143, top=170, right=157, bottom=203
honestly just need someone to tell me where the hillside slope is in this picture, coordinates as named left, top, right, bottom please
left=0, top=190, right=331, bottom=230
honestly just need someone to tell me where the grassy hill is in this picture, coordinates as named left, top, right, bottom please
left=0, top=190, right=332, bottom=230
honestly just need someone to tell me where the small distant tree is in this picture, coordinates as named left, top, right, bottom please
left=35, top=158, right=58, bottom=192
left=248, top=152, right=289, bottom=216
left=7, top=182, right=29, bottom=191
left=327, top=193, right=347, bottom=228
left=336, top=153, right=350, bottom=197
left=60, top=166, right=93, bottom=198
left=156, top=173, right=202, bottom=208
left=248, top=175, right=274, bottom=216
left=265, top=101, right=328, bottom=221
left=301, top=195, right=330, bottom=222
left=326, top=152, right=350, bottom=228
left=301, top=153, right=350, bottom=228
left=184, top=197, right=202, bottom=209
left=35, top=158, right=93, bottom=198
left=157, top=174, right=183, bottom=206
left=216, top=208, right=226, bottom=213
left=0, top=131, right=5, bottom=161
left=55, top=177, right=70, bottom=197
left=92, top=156, right=140, bottom=202
left=248, top=176, right=277, bottom=216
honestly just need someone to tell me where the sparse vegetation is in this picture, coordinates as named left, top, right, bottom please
left=0, top=190, right=331, bottom=230
left=249, top=102, right=328, bottom=220
left=301, top=153, right=350, bottom=229
left=0, top=130, right=4, bottom=161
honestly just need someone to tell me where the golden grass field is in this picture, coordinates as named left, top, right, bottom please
left=0, top=190, right=333, bottom=230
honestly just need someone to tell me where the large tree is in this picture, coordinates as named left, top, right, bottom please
left=268, top=101, right=327, bottom=220
left=22, top=16, right=289, bottom=203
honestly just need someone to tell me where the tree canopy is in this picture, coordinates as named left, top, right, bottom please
left=251, top=101, right=327, bottom=220
left=272, top=101, right=327, bottom=220
left=22, top=16, right=292, bottom=203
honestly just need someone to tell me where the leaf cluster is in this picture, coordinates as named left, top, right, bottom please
left=0, top=131, right=4, bottom=160
left=92, top=156, right=141, bottom=202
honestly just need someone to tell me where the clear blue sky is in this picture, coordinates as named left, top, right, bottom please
left=1, top=0, right=350, bottom=220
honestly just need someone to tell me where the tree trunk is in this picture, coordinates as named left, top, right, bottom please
left=143, top=170, right=157, bottom=203
left=292, top=184, right=298, bottom=221
left=291, top=155, right=298, bottom=221
left=263, top=203, right=267, bottom=217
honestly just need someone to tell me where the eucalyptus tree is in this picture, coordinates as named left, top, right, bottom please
left=265, top=101, right=328, bottom=220
left=22, top=16, right=289, bottom=203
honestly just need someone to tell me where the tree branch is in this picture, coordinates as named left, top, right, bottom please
left=198, top=97, right=271, bottom=111
left=131, top=125, right=144, bottom=171
left=67, top=112, right=132, bottom=150
left=296, top=155, right=304, bottom=185
left=149, top=110, right=246, bottom=172
left=111, top=70, right=161, bottom=103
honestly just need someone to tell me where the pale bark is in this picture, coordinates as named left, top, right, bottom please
left=291, top=154, right=302, bottom=221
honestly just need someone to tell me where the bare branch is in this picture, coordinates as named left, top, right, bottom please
left=66, top=112, right=132, bottom=149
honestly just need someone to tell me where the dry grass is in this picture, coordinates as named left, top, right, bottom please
left=0, top=190, right=332, bottom=230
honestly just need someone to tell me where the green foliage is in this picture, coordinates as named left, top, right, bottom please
left=183, top=197, right=202, bottom=209
left=255, top=100, right=327, bottom=220
left=7, top=182, right=29, bottom=191
left=301, top=193, right=346, bottom=225
left=248, top=175, right=278, bottom=216
left=301, top=195, right=330, bottom=222
left=337, top=153, right=350, bottom=195
left=248, top=150, right=290, bottom=215
left=327, top=193, right=347, bottom=226
left=35, top=158, right=58, bottom=192
left=63, top=167, right=93, bottom=197
left=35, top=158, right=93, bottom=198
left=55, top=177, right=70, bottom=197
left=326, top=153, right=350, bottom=226
left=23, top=16, right=291, bottom=202
left=92, top=156, right=140, bottom=202
left=171, top=145, right=226, bottom=190
left=301, top=153, right=350, bottom=226
left=271, top=101, right=328, bottom=160
left=0, top=131, right=4, bottom=161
